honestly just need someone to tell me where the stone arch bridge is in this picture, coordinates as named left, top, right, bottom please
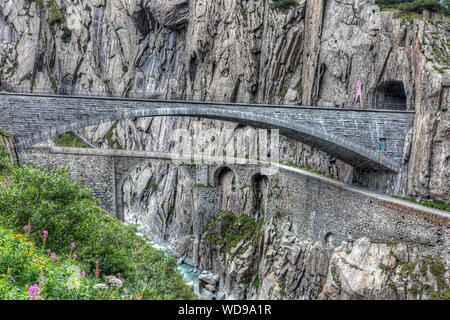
left=18, top=146, right=450, bottom=261
left=0, top=93, right=415, bottom=172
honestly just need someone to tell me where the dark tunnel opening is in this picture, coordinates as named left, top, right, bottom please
left=371, top=81, right=407, bottom=111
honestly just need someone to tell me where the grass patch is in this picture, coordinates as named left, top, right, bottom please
left=391, top=195, right=450, bottom=212
left=206, top=212, right=264, bottom=253
left=53, top=132, right=92, bottom=149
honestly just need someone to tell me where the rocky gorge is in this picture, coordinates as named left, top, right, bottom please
left=1, top=0, right=449, bottom=299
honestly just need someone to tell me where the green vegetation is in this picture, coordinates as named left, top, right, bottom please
left=61, top=26, right=72, bottom=43
left=25, top=0, right=65, bottom=34
left=205, top=211, right=264, bottom=253
left=53, top=132, right=93, bottom=149
left=167, top=208, right=176, bottom=225
left=274, top=211, right=288, bottom=219
left=0, top=224, right=99, bottom=300
left=391, top=195, right=450, bottom=212
left=252, top=277, right=260, bottom=288
left=0, top=150, right=196, bottom=300
left=279, top=279, right=286, bottom=297
left=331, top=266, right=342, bottom=287
left=436, top=107, right=448, bottom=116
left=194, top=184, right=214, bottom=188
left=380, top=250, right=450, bottom=300
left=294, top=80, right=303, bottom=94
left=277, top=87, right=288, bottom=99
left=270, top=0, right=299, bottom=12
left=103, top=121, right=123, bottom=149
left=0, top=129, right=10, bottom=139
left=375, top=0, right=450, bottom=15
left=0, top=147, right=12, bottom=175
left=370, top=238, right=398, bottom=244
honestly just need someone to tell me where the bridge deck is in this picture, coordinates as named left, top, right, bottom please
left=0, top=93, right=415, bottom=172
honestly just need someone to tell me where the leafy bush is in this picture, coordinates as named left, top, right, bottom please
left=0, top=164, right=196, bottom=299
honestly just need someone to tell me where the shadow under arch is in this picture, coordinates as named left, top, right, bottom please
left=211, top=165, right=238, bottom=187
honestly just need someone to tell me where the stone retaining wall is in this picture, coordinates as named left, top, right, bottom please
left=17, top=147, right=449, bottom=258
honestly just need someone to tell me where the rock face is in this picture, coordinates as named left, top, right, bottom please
left=1, top=0, right=450, bottom=299
left=319, top=237, right=450, bottom=300
left=199, top=209, right=450, bottom=300
left=1, top=0, right=449, bottom=203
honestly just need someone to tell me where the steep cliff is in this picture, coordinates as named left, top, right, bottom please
left=1, top=0, right=449, bottom=202
left=1, top=0, right=449, bottom=299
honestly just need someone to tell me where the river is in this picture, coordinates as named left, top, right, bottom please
left=150, top=241, right=201, bottom=296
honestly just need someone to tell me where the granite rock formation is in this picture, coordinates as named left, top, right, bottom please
left=1, top=0, right=449, bottom=299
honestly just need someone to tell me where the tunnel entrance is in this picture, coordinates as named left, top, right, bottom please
left=370, top=81, right=407, bottom=110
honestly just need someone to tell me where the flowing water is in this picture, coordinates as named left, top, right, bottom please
left=149, top=240, right=201, bottom=296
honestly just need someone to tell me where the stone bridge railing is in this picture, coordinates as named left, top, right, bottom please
left=0, top=93, right=415, bottom=172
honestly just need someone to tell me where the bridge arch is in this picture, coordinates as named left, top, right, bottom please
left=1, top=94, right=415, bottom=172
left=211, top=165, right=239, bottom=187
left=24, top=106, right=398, bottom=172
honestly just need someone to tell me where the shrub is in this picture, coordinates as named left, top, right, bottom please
left=61, top=26, right=72, bottom=43
left=0, top=165, right=196, bottom=299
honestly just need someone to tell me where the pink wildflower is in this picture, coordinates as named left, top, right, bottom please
left=72, top=254, right=78, bottom=259
left=26, top=284, right=44, bottom=300
left=51, top=252, right=56, bottom=261
left=43, top=230, right=48, bottom=236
